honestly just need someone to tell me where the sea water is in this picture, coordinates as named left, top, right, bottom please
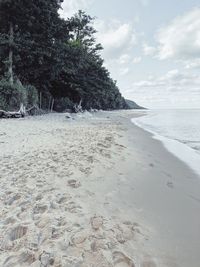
left=132, top=109, right=200, bottom=176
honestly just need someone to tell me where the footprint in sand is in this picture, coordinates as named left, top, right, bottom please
left=167, top=181, right=174, bottom=189
left=113, top=251, right=135, bottom=267
left=3, top=217, right=17, bottom=225
left=65, top=201, right=82, bottom=213
left=68, top=179, right=81, bottom=188
left=4, top=193, right=21, bottom=206
left=56, top=195, right=68, bottom=204
left=27, top=231, right=40, bottom=251
left=39, top=251, right=54, bottom=266
left=141, top=259, right=157, bottom=267
left=56, top=194, right=71, bottom=205
left=35, top=194, right=43, bottom=201
left=91, top=216, right=103, bottom=231
left=149, top=163, right=154, bottom=168
left=0, top=225, right=28, bottom=251
left=3, top=250, right=36, bottom=267
left=9, top=225, right=28, bottom=241
left=33, top=204, right=48, bottom=215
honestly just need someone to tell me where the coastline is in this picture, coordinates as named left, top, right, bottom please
left=111, top=110, right=200, bottom=267
left=0, top=110, right=200, bottom=267
left=132, top=111, right=200, bottom=177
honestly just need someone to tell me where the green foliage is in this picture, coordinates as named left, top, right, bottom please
left=50, top=10, right=128, bottom=110
left=26, top=85, right=39, bottom=107
left=0, top=80, right=39, bottom=110
left=0, top=2, right=128, bottom=111
left=0, top=79, right=27, bottom=110
left=54, top=97, right=74, bottom=112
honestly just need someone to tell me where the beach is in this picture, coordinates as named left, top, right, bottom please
left=0, top=110, right=200, bottom=267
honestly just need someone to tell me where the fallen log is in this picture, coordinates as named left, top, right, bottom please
left=0, top=104, right=25, bottom=119
left=73, top=99, right=83, bottom=113
left=0, top=104, right=51, bottom=119
left=0, top=110, right=23, bottom=118
left=26, top=105, right=40, bottom=116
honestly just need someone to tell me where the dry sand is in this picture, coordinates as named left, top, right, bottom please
left=0, top=110, right=200, bottom=267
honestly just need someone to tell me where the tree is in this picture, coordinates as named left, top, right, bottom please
left=0, top=0, right=64, bottom=86
left=0, top=3, right=128, bottom=112
left=50, top=11, right=127, bottom=110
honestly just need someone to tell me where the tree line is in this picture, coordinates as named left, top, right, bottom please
left=0, top=0, right=128, bottom=112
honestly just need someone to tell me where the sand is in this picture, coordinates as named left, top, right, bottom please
left=0, top=110, right=200, bottom=267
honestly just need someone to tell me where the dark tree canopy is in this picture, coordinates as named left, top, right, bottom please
left=0, top=0, right=128, bottom=111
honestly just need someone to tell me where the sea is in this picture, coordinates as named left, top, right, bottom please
left=132, top=109, right=200, bottom=176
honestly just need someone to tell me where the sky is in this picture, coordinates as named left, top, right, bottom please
left=59, top=0, right=200, bottom=108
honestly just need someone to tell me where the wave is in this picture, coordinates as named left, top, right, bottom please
left=131, top=115, right=200, bottom=177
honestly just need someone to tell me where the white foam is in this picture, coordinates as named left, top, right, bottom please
left=132, top=118, right=200, bottom=177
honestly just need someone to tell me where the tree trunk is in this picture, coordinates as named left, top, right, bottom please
left=8, top=22, right=14, bottom=86
left=39, top=92, right=42, bottom=109
left=19, top=103, right=26, bottom=117
left=51, top=98, right=54, bottom=112
left=74, top=99, right=83, bottom=113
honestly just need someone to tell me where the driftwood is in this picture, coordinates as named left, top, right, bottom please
left=0, top=110, right=23, bottom=118
left=0, top=104, right=45, bottom=118
left=0, top=104, right=26, bottom=119
left=26, top=105, right=41, bottom=116
left=26, top=105, right=51, bottom=116
left=74, top=99, right=83, bottom=113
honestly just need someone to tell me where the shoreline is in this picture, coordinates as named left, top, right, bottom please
left=99, top=110, right=200, bottom=267
left=0, top=110, right=200, bottom=267
left=132, top=112, right=200, bottom=177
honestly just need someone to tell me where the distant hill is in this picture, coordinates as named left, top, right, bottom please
left=125, top=99, right=146, bottom=109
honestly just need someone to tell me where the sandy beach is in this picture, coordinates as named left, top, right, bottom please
left=0, top=110, right=200, bottom=267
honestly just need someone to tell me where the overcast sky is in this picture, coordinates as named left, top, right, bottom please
left=60, top=0, right=200, bottom=108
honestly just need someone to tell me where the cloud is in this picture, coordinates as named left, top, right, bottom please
left=118, top=54, right=131, bottom=65
left=185, top=59, right=200, bottom=69
left=124, top=70, right=200, bottom=108
left=95, top=19, right=137, bottom=59
left=120, top=67, right=130, bottom=76
left=94, top=18, right=138, bottom=80
left=133, top=69, right=200, bottom=91
left=143, top=43, right=157, bottom=56
left=59, top=0, right=93, bottom=19
left=157, top=8, right=200, bottom=61
left=133, top=57, right=142, bottom=64
left=59, top=2, right=138, bottom=86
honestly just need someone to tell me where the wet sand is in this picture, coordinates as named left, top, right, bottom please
left=0, top=110, right=200, bottom=267
left=107, top=110, right=200, bottom=267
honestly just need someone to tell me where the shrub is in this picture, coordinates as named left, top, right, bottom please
left=0, top=79, right=27, bottom=111
left=26, top=85, right=39, bottom=107
left=54, top=97, right=74, bottom=112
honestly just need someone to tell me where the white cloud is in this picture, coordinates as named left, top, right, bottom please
left=185, top=59, right=200, bottom=69
left=133, top=70, right=200, bottom=91
left=120, top=67, right=130, bottom=76
left=157, top=8, right=200, bottom=61
left=95, top=19, right=136, bottom=59
left=59, top=0, right=93, bottom=19
left=143, top=43, right=157, bottom=56
left=118, top=54, right=131, bottom=65
left=124, top=70, right=200, bottom=108
left=133, top=57, right=142, bottom=64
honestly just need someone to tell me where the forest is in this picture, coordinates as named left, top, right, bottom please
left=0, top=0, right=129, bottom=115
